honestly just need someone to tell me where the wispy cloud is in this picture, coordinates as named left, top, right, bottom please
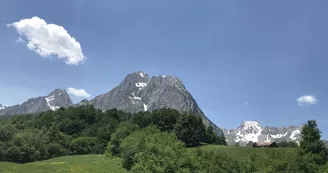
left=16, top=37, right=24, bottom=43
left=297, top=95, right=317, bottom=106
left=67, top=88, right=91, bottom=98
left=7, top=16, right=86, bottom=65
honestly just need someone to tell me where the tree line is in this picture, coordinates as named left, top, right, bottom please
left=106, top=119, right=328, bottom=172
left=1, top=105, right=328, bottom=172
left=0, top=105, right=225, bottom=163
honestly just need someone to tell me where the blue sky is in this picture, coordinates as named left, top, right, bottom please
left=1, top=0, right=328, bottom=138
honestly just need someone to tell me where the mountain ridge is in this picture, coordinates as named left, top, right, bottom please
left=223, top=121, right=303, bottom=146
left=0, top=89, right=72, bottom=116
left=0, top=71, right=224, bottom=137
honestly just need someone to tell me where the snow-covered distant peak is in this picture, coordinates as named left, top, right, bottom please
left=139, top=72, right=145, bottom=78
left=240, top=121, right=262, bottom=131
left=0, top=104, right=5, bottom=110
left=224, top=121, right=303, bottom=146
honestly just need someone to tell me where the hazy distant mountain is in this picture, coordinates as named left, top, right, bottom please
left=0, top=89, right=73, bottom=116
left=223, top=121, right=302, bottom=146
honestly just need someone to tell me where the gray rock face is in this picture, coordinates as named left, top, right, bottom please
left=0, top=89, right=73, bottom=116
left=223, top=121, right=303, bottom=146
left=89, top=71, right=224, bottom=136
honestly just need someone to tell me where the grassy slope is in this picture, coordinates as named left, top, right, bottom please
left=0, top=146, right=297, bottom=173
left=0, top=155, right=128, bottom=173
left=200, top=145, right=297, bottom=161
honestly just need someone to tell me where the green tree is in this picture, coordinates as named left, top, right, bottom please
left=150, top=108, right=181, bottom=132
left=299, top=120, right=328, bottom=165
left=105, top=123, right=139, bottom=156
left=204, top=126, right=226, bottom=145
left=70, top=137, right=104, bottom=155
left=174, top=114, right=206, bottom=147
left=0, top=124, right=17, bottom=142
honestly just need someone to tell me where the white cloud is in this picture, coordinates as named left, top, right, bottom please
left=297, top=95, right=317, bottom=106
left=7, top=16, right=86, bottom=65
left=67, top=88, right=91, bottom=98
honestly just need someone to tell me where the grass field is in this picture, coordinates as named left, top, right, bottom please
left=0, top=146, right=297, bottom=173
left=0, top=155, right=128, bottom=173
left=200, top=145, right=297, bottom=161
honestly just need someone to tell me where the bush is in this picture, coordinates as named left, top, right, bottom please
left=120, top=126, right=193, bottom=172
left=277, top=141, right=298, bottom=148
left=70, top=137, right=104, bottom=155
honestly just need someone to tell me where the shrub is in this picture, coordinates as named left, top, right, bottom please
left=120, top=126, right=192, bottom=172
left=70, top=137, right=104, bottom=155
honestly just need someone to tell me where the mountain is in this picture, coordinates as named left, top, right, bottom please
left=0, top=71, right=223, bottom=136
left=86, top=71, right=224, bottom=136
left=0, top=103, right=5, bottom=110
left=223, top=121, right=302, bottom=146
left=0, top=89, right=73, bottom=117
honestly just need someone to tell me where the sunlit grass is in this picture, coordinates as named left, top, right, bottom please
left=0, top=155, right=128, bottom=173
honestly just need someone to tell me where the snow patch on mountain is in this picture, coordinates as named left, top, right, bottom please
left=271, top=132, right=288, bottom=138
left=131, top=92, right=142, bottom=100
left=0, top=104, right=5, bottom=110
left=143, top=104, right=148, bottom=111
left=45, top=95, right=60, bottom=111
left=290, top=130, right=301, bottom=140
left=136, top=82, right=147, bottom=88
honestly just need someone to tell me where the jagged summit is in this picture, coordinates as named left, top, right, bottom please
left=0, top=89, right=73, bottom=116
left=224, top=121, right=303, bottom=146
left=89, top=71, right=224, bottom=136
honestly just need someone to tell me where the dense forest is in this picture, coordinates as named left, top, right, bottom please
left=1, top=105, right=328, bottom=172
left=0, top=106, right=225, bottom=163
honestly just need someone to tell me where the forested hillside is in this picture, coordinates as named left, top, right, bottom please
left=0, top=105, right=225, bottom=163
left=1, top=106, right=328, bottom=172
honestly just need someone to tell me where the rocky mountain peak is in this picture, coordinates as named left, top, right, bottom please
left=45, top=89, right=73, bottom=111
left=0, top=89, right=73, bottom=116
left=224, top=121, right=303, bottom=146
left=89, top=71, right=224, bottom=137
left=122, top=71, right=149, bottom=84
left=240, top=121, right=261, bottom=130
